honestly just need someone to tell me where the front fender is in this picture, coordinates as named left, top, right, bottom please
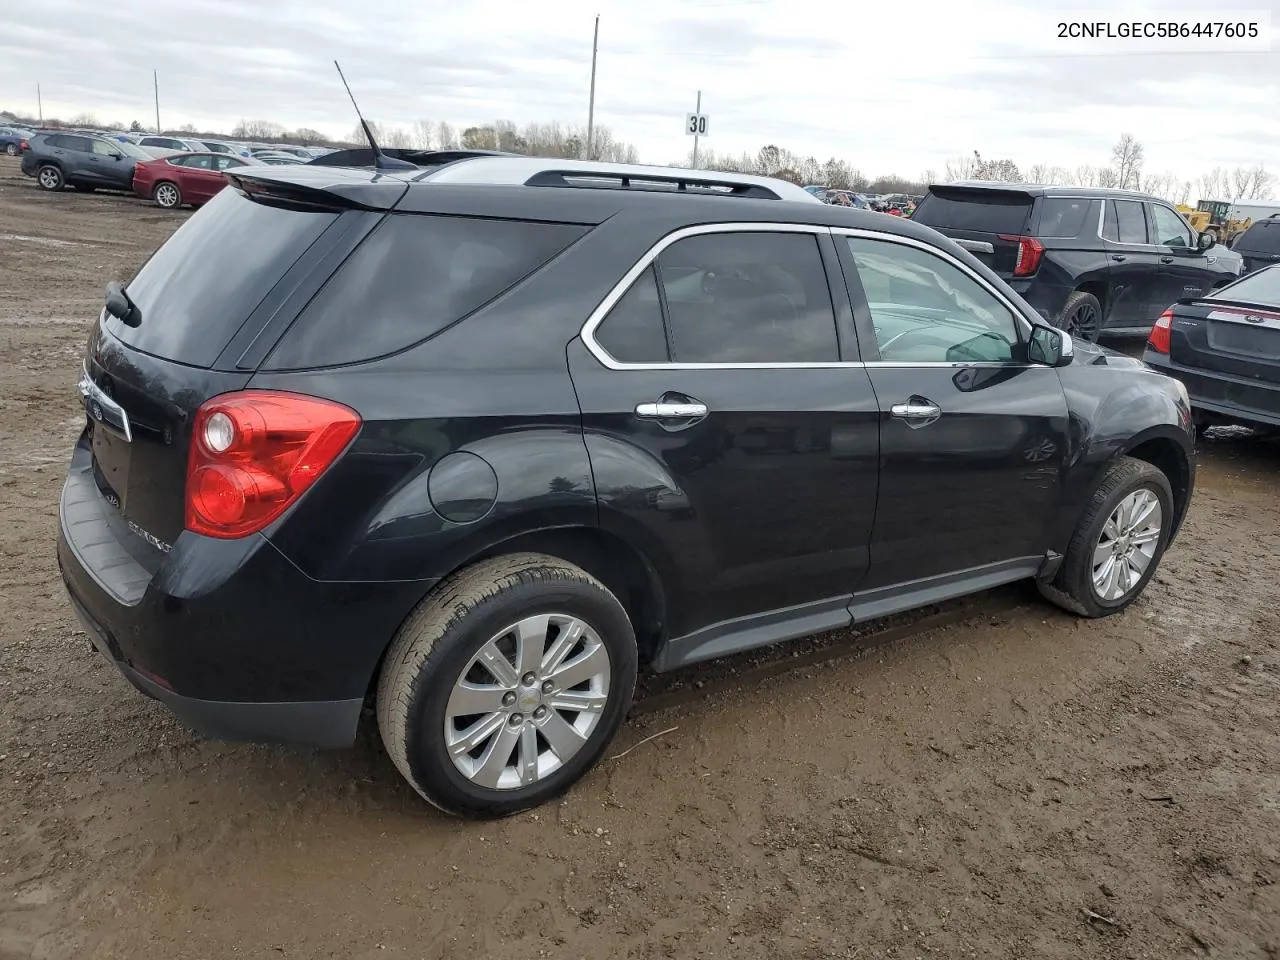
left=1051, top=365, right=1195, bottom=555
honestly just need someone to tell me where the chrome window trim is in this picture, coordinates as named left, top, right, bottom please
left=578, top=221, right=1047, bottom=372
left=1098, top=197, right=1198, bottom=251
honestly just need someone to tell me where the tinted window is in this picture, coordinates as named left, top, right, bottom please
left=1105, top=200, right=1148, bottom=244
left=165, top=155, right=190, bottom=167
left=1151, top=205, right=1193, bottom=248
left=1235, top=220, right=1280, bottom=254
left=595, top=266, right=669, bottom=363
left=912, top=189, right=1032, bottom=234
left=267, top=214, right=587, bottom=369
left=654, top=232, right=838, bottom=363
left=1037, top=198, right=1096, bottom=238
left=844, top=236, right=1019, bottom=363
left=55, top=135, right=91, bottom=152
left=110, top=188, right=338, bottom=367
left=214, top=155, right=244, bottom=171
left=1212, top=265, right=1280, bottom=307
left=90, top=139, right=119, bottom=157
left=184, top=154, right=213, bottom=170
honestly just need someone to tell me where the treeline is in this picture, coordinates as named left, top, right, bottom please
left=676, top=134, right=1276, bottom=206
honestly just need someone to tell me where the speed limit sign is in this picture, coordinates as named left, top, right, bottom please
left=685, top=113, right=709, bottom=136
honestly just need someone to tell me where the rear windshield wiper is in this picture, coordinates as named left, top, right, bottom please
left=104, top=281, right=142, bottom=327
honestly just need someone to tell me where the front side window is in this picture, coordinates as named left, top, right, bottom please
left=653, top=231, right=839, bottom=363
left=1151, top=205, right=1194, bottom=249
left=843, top=236, right=1020, bottom=363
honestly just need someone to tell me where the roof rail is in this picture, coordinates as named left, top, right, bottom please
left=423, top=157, right=819, bottom=203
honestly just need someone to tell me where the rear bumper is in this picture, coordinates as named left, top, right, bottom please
left=57, top=434, right=433, bottom=748
left=1143, top=352, right=1280, bottom=428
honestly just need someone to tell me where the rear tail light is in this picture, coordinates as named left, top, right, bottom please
left=19, top=138, right=28, bottom=152
left=997, top=234, right=1045, bottom=277
left=185, top=391, right=361, bottom=539
left=1147, top=309, right=1173, bottom=354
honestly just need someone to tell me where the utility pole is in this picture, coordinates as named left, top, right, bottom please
left=37, top=83, right=43, bottom=124
left=691, top=90, right=702, bottom=170
left=586, top=14, right=599, bottom=160
left=153, top=70, right=160, bottom=133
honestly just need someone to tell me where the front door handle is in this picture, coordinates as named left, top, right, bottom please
left=1111, top=254, right=1127, bottom=262
left=635, top=400, right=708, bottom=419
left=1160, top=255, right=1174, bottom=263
left=890, top=401, right=941, bottom=420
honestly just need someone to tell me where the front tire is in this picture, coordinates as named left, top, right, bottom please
left=36, top=164, right=63, bottom=191
left=153, top=180, right=182, bottom=209
left=377, top=553, right=638, bottom=818
left=1038, top=456, right=1174, bottom=618
left=4, top=143, right=17, bottom=157
left=1058, top=290, right=1103, bottom=343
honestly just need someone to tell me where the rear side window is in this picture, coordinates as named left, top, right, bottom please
left=1235, top=220, right=1280, bottom=254
left=110, top=188, right=338, bottom=367
left=595, top=266, right=669, bottom=363
left=1036, top=198, right=1097, bottom=238
left=1104, top=200, right=1148, bottom=244
left=655, top=232, right=838, bottom=364
left=265, top=214, right=587, bottom=369
left=911, top=190, right=1032, bottom=234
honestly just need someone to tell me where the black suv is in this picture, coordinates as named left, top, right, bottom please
left=1229, top=215, right=1280, bottom=276
left=58, top=159, right=1195, bottom=817
left=20, top=131, right=152, bottom=192
left=912, top=183, right=1243, bottom=340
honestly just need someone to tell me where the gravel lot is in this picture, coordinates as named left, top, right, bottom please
left=1, top=156, right=1278, bottom=960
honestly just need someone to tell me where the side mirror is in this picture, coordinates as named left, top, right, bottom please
left=1027, top=324, right=1074, bottom=368
left=1197, top=230, right=1215, bottom=252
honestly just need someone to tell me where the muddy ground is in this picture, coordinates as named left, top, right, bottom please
left=0, top=157, right=1278, bottom=960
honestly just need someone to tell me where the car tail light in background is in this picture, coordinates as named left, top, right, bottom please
left=186, top=391, right=361, bottom=539
left=997, top=234, right=1045, bottom=277
left=19, top=138, right=28, bottom=152
left=1147, top=309, right=1173, bottom=354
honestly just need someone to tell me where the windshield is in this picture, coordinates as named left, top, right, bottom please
left=1211, top=265, right=1280, bottom=309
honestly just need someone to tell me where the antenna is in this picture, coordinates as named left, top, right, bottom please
left=334, top=60, right=416, bottom=171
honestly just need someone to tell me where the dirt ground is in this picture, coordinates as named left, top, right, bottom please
left=1, top=156, right=1278, bottom=960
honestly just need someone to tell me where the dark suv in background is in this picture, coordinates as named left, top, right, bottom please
left=59, top=158, right=1195, bottom=818
left=20, top=132, right=153, bottom=192
left=1229, top=215, right=1280, bottom=276
left=912, top=183, right=1243, bottom=340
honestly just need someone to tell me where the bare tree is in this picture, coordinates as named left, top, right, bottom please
left=1111, top=134, right=1144, bottom=189
left=436, top=121, right=456, bottom=150
left=233, top=119, right=286, bottom=140
left=1230, top=164, right=1275, bottom=201
left=412, top=119, right=434, bottom=150
left=383, top=126, right=414, bottom=149
left=943, top=153, right=979, bottom=181
left=69, top=112, right=100, bottom=128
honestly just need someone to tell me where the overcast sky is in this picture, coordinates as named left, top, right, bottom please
left=3, top=0, right=1278, bottom=182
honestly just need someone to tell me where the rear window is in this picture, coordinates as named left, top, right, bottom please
left=109, top=188, right=338, bottom=366
left=264, top=214, right=588, bottom=370
left=1212, top=266, right=1280, bottom=308
left=1036, top=198, right=1097, bottom=238
left=911, top=189, right=1032, bottom=234
left=1234, top=220, right=1280, bottom=254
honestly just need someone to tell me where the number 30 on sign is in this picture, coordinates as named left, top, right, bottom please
left=685, top=113, right=709, bottom=136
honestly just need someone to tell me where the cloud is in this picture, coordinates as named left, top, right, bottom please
left=1, top=0, right=1277, bottom=185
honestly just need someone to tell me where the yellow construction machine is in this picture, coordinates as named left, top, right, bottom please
left=1178, top=201, right=1252, bottom=245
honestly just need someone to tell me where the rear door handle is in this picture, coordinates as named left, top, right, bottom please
left=1111, top=254, right=1127, bottom=262
left=1160, top=255, right=1174, bottom=263
left=635, top=401, right=708, bottom=419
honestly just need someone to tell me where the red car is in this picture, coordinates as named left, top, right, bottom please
left=132, top=152, right=258, bottom=210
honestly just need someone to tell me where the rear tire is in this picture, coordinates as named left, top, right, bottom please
left=153, top=180, right=182, bottom=209
left=1038, top=456, right=1174, bottom=618
left=377, top=553, right=638, bottom=818
left=1057, top=290, right=1103, bottom=343
left=36, top=164, right=63, bottom=191
left=4, top=143, right=17, bottom=157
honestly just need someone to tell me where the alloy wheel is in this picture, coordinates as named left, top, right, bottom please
left=38, top=167, right=60, bottom=189
left=444, top=613, right=612, bottom=790
left=1066, top=301, right=1100, bottom=341
left=155, top=183, right=179, bottom=208
left=1091, top=488, right=1163, bottom=601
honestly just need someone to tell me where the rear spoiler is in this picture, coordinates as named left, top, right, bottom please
left=307, top=147, right=520, bottom=169
left=225, top=171, right=407, bottom=211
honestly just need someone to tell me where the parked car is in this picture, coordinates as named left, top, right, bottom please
left=251, top=151, right=306, bottom=165
left=0, top=127, right=29, bottom=156
left=61, top=158, right=1194, bottom=818
left=1143, top=263, right=1280, bottom=432
left=1227, top=215, right=1280, bottom=276
left=137, top=135, right=204, bottom=154
left=20, top=131, right=152, bottom=192
left=132, top=151, right=260, bottom=209
left=197, top=139, right=252, bottom=158
left=912, top=183, right=1243, bottom=340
